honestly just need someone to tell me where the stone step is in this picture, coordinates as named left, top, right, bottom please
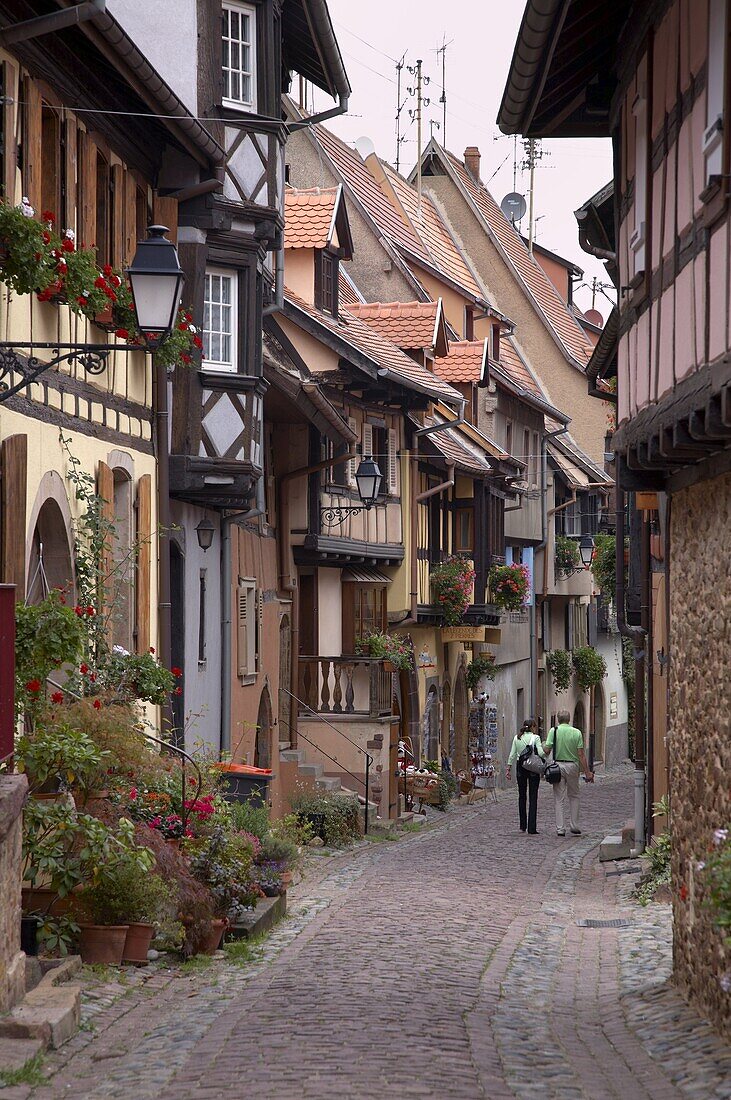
left=599, top=834, right=635, bottom=862
left=298, top=763, right=324, bottom=779
left=0, top=982, right=80, bottom=1050
left=280, top=749, right=306, bottom=764
left=228, top=894, right=286, bottom=941
left=315, top=776, right=342, bottom=792
left=278, top=741, right=292, bottom=752
left=0, top=1036, right=45, bottom=1074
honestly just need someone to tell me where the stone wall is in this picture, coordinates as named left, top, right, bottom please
left=669, top=469, right=731, bottom=1039
left=0, top=774, right=28, bottom=1013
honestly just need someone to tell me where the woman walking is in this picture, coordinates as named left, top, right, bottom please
left=506, top=719, right=545, bottom=834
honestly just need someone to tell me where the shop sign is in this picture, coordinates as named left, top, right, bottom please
left=440, top=626, right=486, bottom=643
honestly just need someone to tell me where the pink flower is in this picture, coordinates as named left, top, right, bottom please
left=129, top=787, right=138, bottom=800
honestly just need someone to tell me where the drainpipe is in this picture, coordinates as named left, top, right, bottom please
left=288, top=97, right=349, bottom=130
left=615, top=484, right=647, bottom=854
left=154, top=356, right=173, bottom=740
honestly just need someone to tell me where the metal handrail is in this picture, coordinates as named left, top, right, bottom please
left=281, top=687, right=373, bottom=833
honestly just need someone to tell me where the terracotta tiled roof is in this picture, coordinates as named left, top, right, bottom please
left=435, top=340, right=487, bottom=383
left=496, top=339, right=544, bottom=399
left=381, top=164, right=487, bottom=301
left=438, top=147, right=593, bottom=367
left=313, top=125, right=429, bottom=260
left=339, top=267, right=364, bottom=307
left=284, top=187, right=340, bottom=249
left=344, top=300, right=442, bottom=351
left=283, top=289, right=462, bottom=406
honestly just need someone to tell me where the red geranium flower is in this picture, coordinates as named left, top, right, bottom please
left=62, top=238, right=75, bottom=252
left=86, top=606, right=95, bottom=616
left=93, top=698, right=102, bottom=710
left=679, top=883, right=688, bottom=901
left=80, top=663, right=89, bottom=674
left=102, top=264, right=113, bottom=277
left=25, top=679, right=41, bottom=693
left=115, top=328, right=129, bottom=340
left=51, top=691, right=64, bottom=704
left=129, top=787, right=138, bottom=800
left=149, top=647, right=155, bottom=655
left=77, top=296, right=88, bottom=307
left=174, top=686, right=182, bottom=696
left=171, top=667, right=182, bottom=677
left=42, top=210, right=55, bottom=223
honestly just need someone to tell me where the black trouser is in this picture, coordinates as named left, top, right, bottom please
left=516, top=763, right=540, bottom=833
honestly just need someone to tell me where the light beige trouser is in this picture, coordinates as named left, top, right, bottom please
left=552, top=762, right=580, bottom=832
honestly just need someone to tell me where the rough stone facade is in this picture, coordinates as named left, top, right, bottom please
left=0, top=774, right=28, bottom=1013
left=669, top=469, right=731, bottom=1039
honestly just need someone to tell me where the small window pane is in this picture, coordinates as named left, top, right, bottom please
left=203, top=270, right=238, bottom=371
left=222, top=3, right=256, bottom=107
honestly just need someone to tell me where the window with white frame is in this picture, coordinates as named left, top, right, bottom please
left=203, top=269, right=237, bottom=371
left=222, top=2, right=256, bottom=110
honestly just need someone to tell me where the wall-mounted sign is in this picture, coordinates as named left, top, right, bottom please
left=440, top=626, right=486, bottom=643
left=484, top=627, right=502, bottom=645
left=610, top=692, right=618, bottom=719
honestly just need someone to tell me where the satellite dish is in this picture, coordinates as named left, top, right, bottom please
left=584, top=308, right=604, bottom=328
left=500, top=192, right=527, bottom=223
left=355, top=136, right=376, bottom=160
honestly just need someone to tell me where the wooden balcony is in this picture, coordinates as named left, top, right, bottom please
left=298, top=656, right=393, bottom=719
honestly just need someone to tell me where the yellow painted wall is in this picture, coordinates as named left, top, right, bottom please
left=283, top=248, right=315, bottom=306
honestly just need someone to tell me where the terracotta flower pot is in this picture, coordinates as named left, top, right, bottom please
left=280, top=871, right=293, bottom=888
left=22, top=885, right=82, bottom=918
left=200, top=918, right=228, bottom=956
left=122, top=922, right=155, bottom=965
left=78, top=924, right=129, bottom=965
left=94, top=306, right=116, bottom=331
left=165, top=838, right=182, bottom=851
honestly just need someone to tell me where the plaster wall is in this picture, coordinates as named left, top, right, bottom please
left=108, top=0, right=199, bottom=113
left=284, top=248, right=315, bottom=305
left=317, top=567, right=343, bottom=657
left=669, top=469, right=731, bottom=1040
left=170, top=502, right=222, bottom=753
left=595, top=631, right=629, bottom=767
left=422, top=175, right=606, bottom=466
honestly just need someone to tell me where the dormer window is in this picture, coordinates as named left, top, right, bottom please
left=315, top=250, right=339, bottom=317
left=491, top=323, right=501, bottom=362
left=222, top=2, right=257, bottom=111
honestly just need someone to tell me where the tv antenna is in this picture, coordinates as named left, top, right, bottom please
left=435, top=37, right=453, bottom=145
left=408, top=59, right=431, bottom=214
left=394, top=52, right=407, bottom=174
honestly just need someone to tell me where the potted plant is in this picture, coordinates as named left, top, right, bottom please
left=355, top=631, right=413, bottom=671
left=488, top=562, right=530, bottom=611
left=465, top=654, right=496, bottom=693
left=546, top=650, right=572, bottom=693
left=256, top=862, right=283, bottom=897
left=187, top=826, right=258, bottom=952
left=430, top=556, right=475, bottom=625
left=77, top=847, right=162, bottom=966
left=571, top=646, right=607, bottom=692
left=555, top=534, right=580, bottom=577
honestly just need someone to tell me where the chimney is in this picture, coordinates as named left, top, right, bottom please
left=464, top=146, right=481, bottom=181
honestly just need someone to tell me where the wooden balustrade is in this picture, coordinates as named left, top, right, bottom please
left=298, top=656, right=393, bottom=718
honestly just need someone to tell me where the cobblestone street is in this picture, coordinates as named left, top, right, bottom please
left=11, top=771, right=731, bottom=1100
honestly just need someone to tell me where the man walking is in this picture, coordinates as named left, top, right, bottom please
left=543, top=710, right=594, bottom=836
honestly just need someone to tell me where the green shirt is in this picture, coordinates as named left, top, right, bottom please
left=508, top=732, right=545, bottom=766
left=545, top=723, right=584, bottom=764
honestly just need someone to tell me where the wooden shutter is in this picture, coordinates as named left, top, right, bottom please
left=2, top=62, right=18, bottom=202
left=78, top=129, right=97, bottom=248
left=153, top=193, right=178, bottom=243
left=346, top=417, right=357, bottom=488
left=63, top=117, right=77, bottom=233
left=237, top=582, right=258, bottom=677
left=387, top=428, right=398, bottom=495
left=123, top=170, right=137, bottom=263
left=111, top=163, right=125, bottom=266
left=23, top=78, right=42, bottom=214
left=97, top=461, right=114, bottom=635
left=135, top=474, right=151, bottom=654
left=0, top=435, right=27, bottom=601
left=362, top=422, right=373, bottom=460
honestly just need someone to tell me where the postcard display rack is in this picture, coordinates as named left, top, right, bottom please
left=469, top=700, right=498, bottom=798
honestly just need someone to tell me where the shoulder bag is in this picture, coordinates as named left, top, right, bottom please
left=518, top=735, right=546, bottom=776
left=543, top=728, right=562, bottom=785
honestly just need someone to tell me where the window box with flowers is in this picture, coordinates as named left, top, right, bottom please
left=430, top=556, right=475, bottom=625
left=355, top=631, right=413, bottom=672
left=488, top=563, right=530, bottom=611
left=555, top=534, right=580, bottom=577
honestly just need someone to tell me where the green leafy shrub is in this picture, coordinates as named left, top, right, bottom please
left=435, top=770, right=458, bottom=811
left=466, top=654, right=496, bottom=691
left=257, top=833, right=299, bottom=868
left=356, top=631, right=413, bottom=670
left=187, top=825, right=258, bottom=919
left=80, top=866, right=171, bottom=926
left=571, top=646, right=607, bottom=691
left=590, top=533, right=623, bottom=600
left=546, top=650, right=571, bottom=692
left=291, top=790, right=361, bottom=847
left=15, top=723, right=108, bottom=797
left=226, top=798, right=270, bottom=840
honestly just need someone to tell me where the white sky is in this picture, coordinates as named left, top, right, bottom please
left=307, top=0, right=616, bottom=318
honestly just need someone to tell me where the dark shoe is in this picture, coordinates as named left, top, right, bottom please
left=556, top=830, right=566, bottom=836
left=570, top=828, right=582, bottom=835
left=520, top=827, right=527, bottom=832
left=528, top=830, right=538, bottom=835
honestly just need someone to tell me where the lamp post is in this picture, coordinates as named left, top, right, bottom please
left=0, top=225, right=184, bottom=401
left=579, top=534, right=595, bottom=570
left=320, top=456, right=383, bottom=527
left=196, top=518, right=215, bottom=552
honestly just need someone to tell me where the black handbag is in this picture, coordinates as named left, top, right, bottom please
left=543, top=728, right=562, bottom=785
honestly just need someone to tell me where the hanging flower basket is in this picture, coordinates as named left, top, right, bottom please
left=430, top=556, right=475, bottom=625
left=488, top=563, right=530, bottom=611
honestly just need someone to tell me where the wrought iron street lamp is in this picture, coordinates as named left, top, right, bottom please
left=0, top=225, right=184, bottom=402
left=320, top=455, right=383, bottom=527
left=578, top=534, right=595, bottom=569
left=195, top=518, right=215, bottom=551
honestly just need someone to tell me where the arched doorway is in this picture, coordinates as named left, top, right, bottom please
left=453, top=666, right=469, bottom=772
left=26, top=498, right=74, bottom=603
left=441, top=679, right=452, bottom=763
left=423, top=685, right=439, bottom=763
left=278, top=614, right=292, bottom=747
left=255, top=686, right=273, bottom=770
left=573, top=699, right=586, bottom=733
